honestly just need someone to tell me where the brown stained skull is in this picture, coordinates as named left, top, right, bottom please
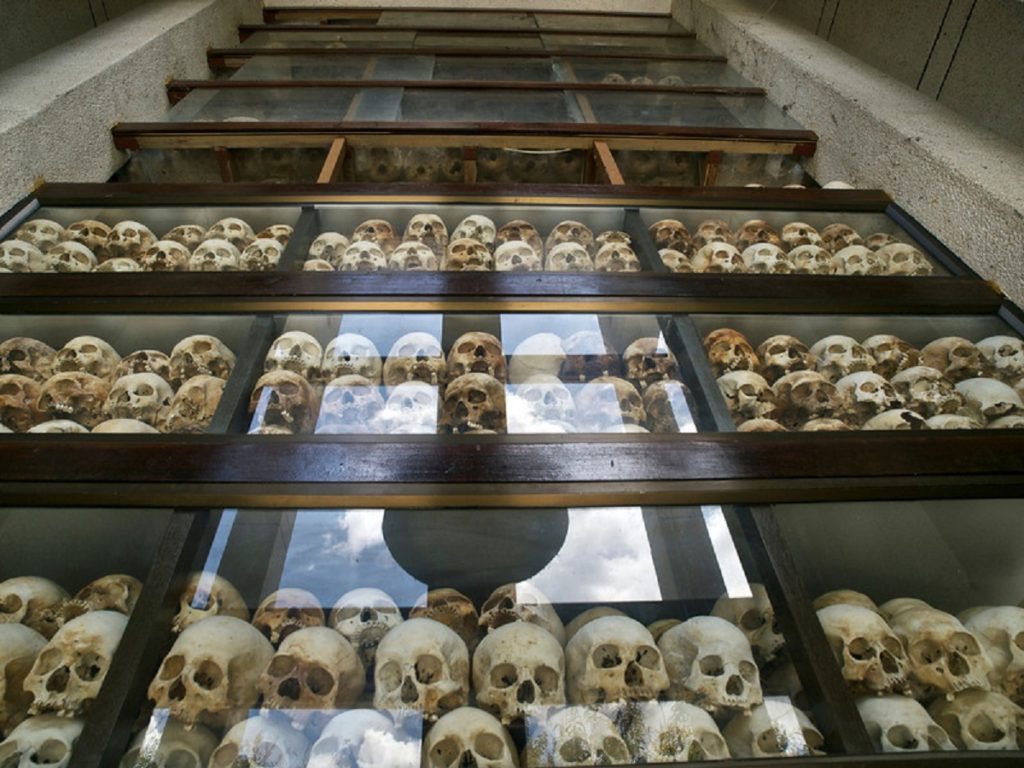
left=648, top=219, right=693, bottom=255
left=256, top=224, right=293, bottom=246
left=545, top=220, right=595, bottom=255
left=891, top=366, right=966, bottom=418
left=594, top=242, right=641, bottom=272
left=643, top=379, right=695, bottom=433
left=659, top=248, right=693, bottom=272
left=693, top=219, right=735, bottom=250
left=734, top=219, right=782, bottom=252
left=37, top=372, right=109, bottom=428
left=103, top=221, right=155, bottom=262
left=441, top=372, right=506, bottom=434
left=703, top=328, right=760, bottom=377
left=113, top=349, right=172, bottom=385
left=560, top=330, right=621, bottom=383
left=248, top=370, right=317, bottom=434
left=443, top=238, right=494, bottom=271
left=820, top=223, right=863, bottom=254
left=257, top=627, right=363, bottom=716
left=352, top=219, right=400, bottom=254
left=545, top=242, right=594, bottom=272
left=339, top=240, right=387, bottom=272
left=920, top=337, right=992, bottom=383
left=495, top=220, right=544, bottom=256
left=833, top=245, right=887, bottom=275
left=66, top=220, right=111, bottom=253
left=162, top=224, right=206, bottom=251
left=863, top=335, right=920, bottom=379
left=251, top=588, right=325, bottom=647
left=880, top=244, right=934, bottom=276
left=773, top=370, right=850, bottom=428
left=53, top=575, right=142, bottom=627
left=781, top=222, right=823, bottom=250
left=403, top=214, right=449, bottom=260
left=139, top=240, right=190, bottom=272
left=203, top=217, right=254, bottom=251
left=239, top=238, right=284, bottom=272
left=789, top=245, right=836, bottom=274
left=264, top=331, right=322, bottom=383
left=169, top=335, right=236, bottom=389
left=410, top=588, right=481, bottom=652
left=692, top=242, right=745, bottom=273
left=161, top=375, right=224, bottom=434
left=189, top=239, right=240, bottom=272
left=389, top=241, right=440, bottom=271
left=16, top=219, right=65, bottom=252
left=0, top=375, right=45, bottom=431
left=383, top=332, right=447, bottom=389
left=447, top=332, right=507, bottom=382
left=0, top=338, right=56, bottom=382
left=757, top=334, right=814, bottom=384
left=574, top=376, right=645, bottom=432
left=53, top=336, right=120, bottom=382
left=623, top=337, right=679, bottom=391
left=45, top=242, right=96, bottom=273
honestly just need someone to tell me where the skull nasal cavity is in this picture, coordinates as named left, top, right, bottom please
left=517, top=680, right=536, bottom=703
left=277, top=677, right=301, bottom=700
left=401, top=676, right=418, bottom=703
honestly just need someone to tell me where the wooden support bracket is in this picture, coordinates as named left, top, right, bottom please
left=593, top=140, right=624, bottom=185
left=317, top=138, right=347, bottom=183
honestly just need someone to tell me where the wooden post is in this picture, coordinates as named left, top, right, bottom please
left=317, top=138, right=347, bottom=183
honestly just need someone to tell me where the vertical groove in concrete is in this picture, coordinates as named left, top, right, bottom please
left=935, top=0, right=977, bottom=100
left=917, top=0, right=974, bottom=97
left=915, top=0, right=954, bottom=90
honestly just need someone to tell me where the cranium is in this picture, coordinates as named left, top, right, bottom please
left=441, top=372, right=506, bottom=433
left=251, top=588, right=324, bottom=646
left=479, top=582, right=566, bottom=645
left=929, top=689, right=1023, bottom=750
left=890, top=607, right=993, bottom=699
left=863, top=334, right=920, bottom=379
left=53, top=336, right=120, bottom=381
left=963, top=606, right=1024, bottom=704
left=862, top=408, right=928, bottom=430
left=322, top=332, right=381, bottom=383
left=474, top=621, right=565, bottom=723
left=162, top=375, right=224, bottom=433
left=595, top=230, right=631, bottom=248
left=865, top=232, right=900, bottom=251
left=352, top=219, right=399, bottom=254
left=927, top=414, right=982, bottom=429
left=257, top=626, right=362, bottom=717
left=810, top=335, right=875, bottom=382
left=724, top=702, right=825, bottom=758
left=443, top=238, right=493, bottom=271
left=711, top=583, right=784, bottom=666
left=803, top=418, right=854, bottom=431
left=0, top=375, right=44, bottom=431
left=104, top=221, right=156, bottom=261
left=169, top=335, right=235, bottom=388
left=693, top=219, right=734, bottom=250
left=91, top=419, right=159, bottom=433
left=308, top=232, right=350, bottom=267
left=742, top=243, right=791, bottom=274
left=38, top=372, right=109, bottom=428
left=658, top=248, right=693, bottom=272
left=0, top=714, right=83, bottom=768
left=756, top=334, right=813, bottom=384
left=0, top=578, right=69, bottom=638
left=66, top=220, right=111, bottom=253
left=118, top=718, right=217, bottom=768
left=383, top=332, right=446, bottom=389
left=643, top=379, right=696, bottom=433
left=717, top=371, right=777, bottom=423
left=374, top=380, right=439, bottom=434
left=373, top=617, right=469, bottom=720
left=93, top=258, right=142, bottom=272
left=315, top=374, right=385, bottom=434
left=162, top=224, right=207, bottom=251
left=208, top=715, right=309, bottom=768
left=139, top=240, right=189, bottom=272
left=495, top=241, right=542, bottom=271
left=659, top=616, right=763, bottom=715
left=891, top=366, right=965, bottom=418
left=188, top=239, right=240, bottom=271
left=113, top=349, right=171, bottom=384
left=495, top=219, right=544, bottom=256
left=565, top=608, right=627, bottom=645
left=505, top=333, right=565, bottom=384
left=813, top=590, right=880, bottom=613
left=302, top=259, right=333, bottom=271
left=248, top=370, right=317, bottom=434
left=0, top=624, right=46, bottom=736
left=574, top=376, right=645, bottom=432
left=977, top=336, right=1024, bottom=383
left=833, top=245, right=886, bottom=275
left=623, top=336, right=679, bottom=392
left=203, top=217, right=254, bottom=251
left=0, top=240, right=44, bottom=272
left=54, top=574, right=141, bottom=627
left=452, top=214, right=496, bottom=246
left=602, top=72, right=626, bottom=83
left=447, top=332, right=507, bottom=382
left=43, top=242, right=96, bottom=273
left=511, top=375, right=575, bottom=432
left=858, top=695, right=954, bottom=752
left=738, top=418, right=788, bottom=432
left=649, top=219, right=692, bottom=254
left=389, top=240, right=440, bottom=271
left=789, top=244, right=836, bottom=274
left=25, top=610, right=126, bottom=716
left=403, top=213, right=449, bottom=259
left=27, top=420, right=89, bottom=434
left=524, top=706, right=631, bottom=766
left=546, top=220, right=595, bottom=254
left=817, top=604, right=909, bottom=694
left=772, top=370, right=848, bottom=428
left=424, top=707, right=518, bottom=768
left=308, top=710, right=415, bottom=768
left=880, top=598, right=935, bottom=622
left=836, top=371, right=899, bottom=425
left=566, top=615, right=669, bottom=705
left=148, top=615, right=274, bottom=728
left=921, top=336, right=990, bottom=383
left=240, top=238, right=284, bottom=272
left=171, top=572, right=249, bottom=634
left=820, top=223, right=863, bottom=253
left=692, top=242, right=744, bottom=272
left=256, top=224, right=293, bottom=245
left=704, top=328, right=760, bottom=377
left=264, top=331, right=322, bottom=382
left=104, top=373, right=173, bottom=427
left=409, top=588, right=479, bottom=652
left=881, top=243, right=933, bottom=276
left=546, top=241, right=594, bottom=271
left=15, top=219, right=65, bottom=251
left=956, top=378, right=1023, bottom=422
left=734, top=219, right=782, bottom=252
left=329, top=587, right=404, bottom=669
left=781, top=222, right=822, bottom=249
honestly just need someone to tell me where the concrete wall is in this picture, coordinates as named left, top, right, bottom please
left=757, top=0, right=1024, bottom=149
left=672, top=0, right=1024, bottom=305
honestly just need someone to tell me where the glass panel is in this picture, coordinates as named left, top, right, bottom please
left=163, top=87, right=354, bottom=121
left=615, top=150, right=701, bottom=186
left=774, top=498, right=1024, bottom=754
left=415, top=33, right=546, bottom=51
left=541, top=33, right=711, bottom=56
left=431, top=56, right=557, bottom=81
left=250, top=312, right=700, bottom=436
left=690, top=313, right=1020, bottom=431
left=536, top=13, right=687, bottom=34
left=240, top=29, right=417, bottom=48
left=717, top=153, right=808, bottom=187
left=230, top=54, right=436, bottom=81
left=0, top=314, right=251, bottom=433
left=582, top=92, right=802, bottom=130
left=376, top=10, right=538, bottom=29
left=397, top=89, right=578, bottom=123
left=343, top=147, right=467, bottom=183
left=0, top=506, right=169, bottom=765
left=560, top=57, right=754, bottom=87
left=126, top=504, right=826, bottom=765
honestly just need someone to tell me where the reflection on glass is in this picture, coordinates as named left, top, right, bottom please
left=722, top=697, right=824, bottom=758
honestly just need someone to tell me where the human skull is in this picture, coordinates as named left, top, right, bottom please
left=880, top=243, right=933, bottom=276
left=756, top=335, right=813, bottom=384
left=172, top=571, right=249, bottom=634
left=383, top=332, right=446, bottom=389
left=443, top=238, right=494, bottom=271
left=15, top=219, right=65, bottom=252
left=929, top=689, right=1023, bottom=750
left=447, top=332, right=506, bottom=383
left=739, top=418, right=789, bottom=432
left=593, top=242, right=640, bottom=272
left=55, top=575, right=141, bottom=628
left=820, top=223, right=863, bottom=253
left=817, top=604, right=909, bottom=695
left=962, top=606, right=1024, bottom=704
left=564, top=608, right=627, bottom=646
left=0, top=375, right=44, bottom=431
left=403, top=213, right=449, bottom=259
left=724, top=702, right=825, bottom=758
left=833, top=245, right=886, bottom=275
left=104, top=373, right=173, bottom=427
left=65, top=220, right=111, bottom=253
left=0, top=240, right=43, bottom=272
left=0, top=714, right=84, bottom=768
left=248, top=370, right=317, bottom=434
left=113, top=349, right=171, bottom=384
left=512, top=375, right=575, bottom=432
left=452, top=214, right=497, bottom=246
left=38, top=372, right=109, bottom=428
left=373, top=617, right=469, bottom=720
left=977, top=336, right=1024, bottom=383
left=920, top=337, right=990, bottom=383
left=169, top=335, right=235, bottom=388
left=649, top=219, right=692, bottom=254
left=741, top=243, right=791, bottom=274
left=257, top=626, right=362, bottom=717
left=256, top=224, right=292, bottom=246
left=0, top=624, right=46, bottom=736
left=92, top=419, right=159, bottom=433
left=265, top=331, right=322, bottom=382
left=302, top=259, right=333, bottom=271
left=163, top=224, right=206, bottom=251
left=137, top=240, right=188, bottom=272
left=94, top=257, right=142, bottom=272
left=189, top=239, right=240, bottom=271
left=333, top=239, right=386, bottom=272
left=373, top=380, right=438, bottom=434
left=315, top=375, right=385, bottom=434
left=704, top=328, right=760, bottom=377
left=149, top=615, right=274, bottom=728
left=524, top=706, right=631, bottom=766
left=495, top=241, right=542, bottom=271
left=546, top=242, right=594, bottom=271
left=789, top=245, right=836, bottom=274
left=53, top=336, right=120, bottom=381
left=574, top=376, right=645, bottom=432
left=505, top=333, right=565, bottom=384
left=29, top=419, right=90, bottom=435
left=711, top=584, right=784, bottom=666
left=162, top=375, right=224, bottom=433
left=104, top=221, right=156, bottom=261
left=926, top=413, right=981, bottom=429
left=810, top=335, right=875, bottom=382
left=389, top=240, right=440, bottom=271
left=658, top=248, right=693, bottom=272
left=781, top=222, right=822, bottom=250
left=566, top=615, right=669, bottom=705
left=891, top=366, right=965, bottom=418
left=858, top=695, right=954, bottom=752
left=441, top=372, right=506, bottom=433
left=692, top=243, right=744, bottom=273
left=495, top=220, right=544, bottom=256
left=25, top=610, right=127, bottom=716
left=43, top=242, right=96, bottom=273
left=773, top=370, right=850, bottom=428
left=208, top=715, right=309, bottom=768
left=865, top=232, right=900, bottom=251
left=862, top=409, right=929, bottom=430
left=813, top=590, right=880, bottom=614
left=409, top=588, right=479, bottom=652
left=693, top=219, right=734, bottom=250
left=957, top=378, right=1023, bottom=422
left=623, top=337, right=678, bottom=392
left=621, top=700, right=729, bottom=763
left=0, top=578, right=69, bottom=639
left=889, top=607, right=993, bottom=699
left=308, top=710, right=415, bottom=768
left=203, top=217, right=254, bottom=251
left=643, top=379, right=695, bottom=433
left=734, top=220, right=782, bottom=252
left=353, top=219, right=399, bottom=254
left=424, top=707, right=518, bottom=768
left=546, top=220, right=595, bottom=254
left=717, top=371, right=777, bottom=423
left=836, top=371, right=900, bottom=425
left=659, top=616, right=763, bottom=715
left=479, top=582, right=566, bottom=646
left=251, top=588, right=324, bottom=647
left=880, top=599, right=935, bottom=622
left=118, top=718, right=217, bottom=768
left=473, top=621, right=565, bottom=723
left=322, top=333, right=382, bottom=383
left=329, top=587, right=404, bottom=669
left=308, top=232, right=350, bottom=267
left=863, top=335, right=920, bottom=379
left=239, top=238, right=283, bottom=272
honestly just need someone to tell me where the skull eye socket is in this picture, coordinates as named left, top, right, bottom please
left=268, top=655, right=296, bottom=677
left=757, top=728, right=784, bottom=754
left=882, top=637, right=905, bottom=658
left=475, top=733, right=505, bottom=760
left=950, top=632, right=981, bottom=655
left=535, top=665, right=559, bottom=693
left=415, top=654, right=443, bottom=684
left=886, top=724, right=920, bottom=750
left=377, top=660, right=401, bottom=691
left=306, top=665, right=335, bottom=695
left=35, top=647, right=63, bottom=675
left=827, top=344, right=846, bottom=355
left=31, top=739, right=70, bottom=764
left=848, top=637, right=877, bottom=661
left=740, top=609, right=766, bottom=631
left=430, top=737, right=461, bottom=767
left=559, top=737, right=591, bottom=763
left=192, top=659, right=224, bottom=690
left=74, top=651, right=105, bottom=681
left=467, top=389, right=487, bottom=404
left=490, top=663, right=518, bottom=688
left=634, top=645, right=660, bottom=669
left=911, top=638, right=943, bottom=665
left=592, top=643, right=623, bottom=668
left=699, top=654, right=724, bottom=676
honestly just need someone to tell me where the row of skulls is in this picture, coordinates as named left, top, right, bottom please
left=349, top=147, right=584, bottom=185
left=650, top=217, right=934, bottom=276
left=303, top=215, right=642, bottom=273
left=0, top=217, right=293, bottom=273
left=250, top=330, right=686, bottom=434
left=0, top=334, right=236, bottom=434
left=139, top=575, right=823, bottom=766
left=813, top=589, right=1024, bottom=752
left=705, top=328, right=1024, bottom=431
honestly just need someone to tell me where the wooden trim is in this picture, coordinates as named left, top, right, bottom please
left=238, top=23, right=694, bottom=39
left=593, top=140, right=624, bottom=185
left=213, top=146, right=234, bottom=182
left=316, top=137, right=347, bottom=183
left=263, top=7, right=674, bottom=22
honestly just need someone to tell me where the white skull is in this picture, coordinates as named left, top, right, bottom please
left=188, top=239, right=240, bottom=271
left=477, top=582, right=562, bottom=644
left=0, top=577, right=69, bottom=639
left=756, top=335, right=813, bottom=384
left=204, top=217, right=254, bottom=250
left=0, top=241, right=44, bottom=272
left=104, top=373, right=173, bottom=426
left=863, top=334, right=920, bottom=379
left=659, top=616, right=763, bottom=716
left=27, top=419, right=90, bottom=434
left=741, top=243, right=790, bottom=274
left=382, top=332, right=446, bottom=389
left=452, top=214, right=496, bottom=245
left=507, top=333, right=565, bottom=384
left=836, top=371, right=899, bottom=425
left=789, top=245, right=836, bottom=274
left=114, top=349, right=171, bottom=383
left=511, top=375, right=575, bottom=432
left=891, top=366, right=965, bottom=418
left=816, top=604, right=908, bottom=694
left=15, top=219, right=65, bottom=251
left=524, top=706, right=631, bottom=766
left=880, top=243, right=933, bottom=276
left=118, top=718, right=217, bottom=768
left=957, top=378, right=1023, bottom=422
left=862, top=408, right=928, bottom=430
left=566, top=615, right=668, bottom=706
left=309, top=709, right=418, bottom=768
left=316, top=375, right=385, bottom=434
left=443, top=238, right=493, bottom=271
left=921, top=336, right=990, bottom=382
left=169, top=335, right=235, bottom=387
left=94, top=258, right=142, bottom=273
left=659, top=248, right=693, bottom=272
left=240, top=238, right=283, bottom=272
left=25, top=610, right=127, bottom=716
left=889, top=607, right=993, bottom=699
left=693, top=243, right=744, bottom=273
left=139, top=240, right=189, bottom=272
left=92, top=419, right=159, bottom=433
left=927, top=413, right=982, bottom=429
left=977, top=335, right=1024, bottom=382
left=171, top=571, right=250, bottom=635
left=711, top=584, right=784, bottom=666
left=865, top=232, right=899, bottom=250
left=55, top=575, right=141, bottom=628
left=879, top=598, right=934, bottom=622
left=302, top=259, right=333, bottom=271
left=53, top=336, right=121, bottom=381
left=810, top=335, right=875, bottom=382
left=44, top=242, right=97, bottom=273
left=474, top=621, right=565, bottom=724
left=545, top=242, right=594, bottom=272
left=373, top=381, right=439, bottom=434
left=0, top=714, right=84, bottom=768
left=833, top=245, right=886, bottom=275
left=163, top=224, right=207, bottom=251
left=256, top=224, right=293, bottom=245
left=495, top=241, right=542, bottom=271
left=594, top=242, right=641, bottom=272
left=389, top=241, right=440, bottom=271
left=208, top=715, right=309, bottom=768
left=373, top=617, right=469, bottom=720
left=781, top=222, right=822, bottom=249
left=308, top=232, right=350, bottom=267
left=424, top=707, right=518, bottom=768
left=0, top=625, right=46, bottom=736
left=546, top=220, right=595, bottom=254
left=257, top=626, right=363, bottom=717
left=963, top=606, right=1024, bottom=704
left=573, top=376, right=645, bottom=433
left=105, top=221, right=156, bottom=261
left=857, top=695, right=954, bottom=752
left=329, top=587, right=404, bottom=668
left=251, top=588, right=325, bottom=647
left=403, top=213, right=449, bottom=258
left=716, top=371, right=777, bottom=423
left=723, top=702, right=825, bottom=758
left=928, top=689, right=1024, bottom=750
left=624, top=700, right=729, bottom=763
left=148, top=616, right=274, bottom=728
left=339, top=240, right=387, bottom=272
left=322, top=333, right=382, bottom=383
left=265, top=331, right=322, bottom=382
